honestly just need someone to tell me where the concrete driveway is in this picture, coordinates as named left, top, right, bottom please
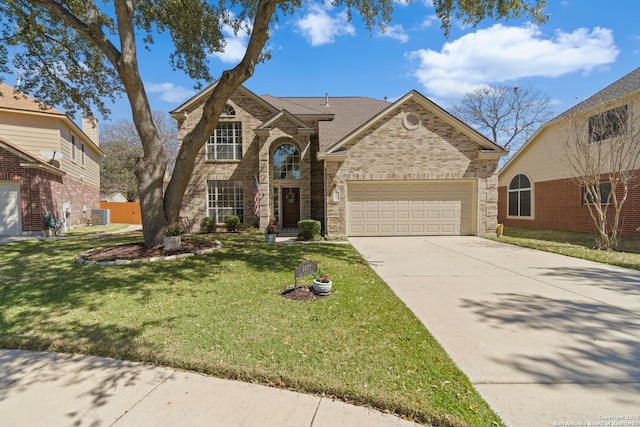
left=350, top=236, right=640, bottom=427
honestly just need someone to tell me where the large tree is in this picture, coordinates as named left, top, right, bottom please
left=451, top=82, right=552, bottom=161
left=559, top=95, right=640, bottom=250
left=101, top=111, right=178, bottom=202
left=0, top=0, right=547, bottom=246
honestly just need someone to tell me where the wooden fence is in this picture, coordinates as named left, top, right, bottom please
left=99, top=201, right=142, bottom=224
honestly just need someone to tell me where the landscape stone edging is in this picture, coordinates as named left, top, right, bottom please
left=73, top=242, right=222, bottom=266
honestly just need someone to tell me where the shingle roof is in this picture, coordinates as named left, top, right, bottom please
left=0, top=82, right=65, bottom=116
left=260, top=95, right=391, bottom=151
left=558, top=67, right=640, bottom=118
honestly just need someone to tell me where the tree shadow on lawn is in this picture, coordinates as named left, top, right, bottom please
left=0, top=234, right=363, bottom=352
left=460, top=292, right=640, bottom=393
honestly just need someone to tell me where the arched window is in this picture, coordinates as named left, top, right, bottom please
left=508, top=174, right=532, bottom=217
left=221, top=104, right=236, bottom=116
left=273, top=144, right=300, bottom=180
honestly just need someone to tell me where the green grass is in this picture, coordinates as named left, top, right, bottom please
left=491, top=226, right=640, bottom=270
left=63, top=223, right=130, bottom=236
left=0, top=233, right=501, bottom=427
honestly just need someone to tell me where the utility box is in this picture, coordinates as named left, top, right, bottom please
left=91, top=209, right=111, bottom=225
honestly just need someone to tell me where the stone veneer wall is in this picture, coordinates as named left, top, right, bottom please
left=178, top=92, right=312, bottom=231
left=324, top=100, right=500, bottom=237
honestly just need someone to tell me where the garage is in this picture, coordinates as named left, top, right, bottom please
left=0, top=181, right=21, bottom=235
left=347, top=181, right=474, bottom=236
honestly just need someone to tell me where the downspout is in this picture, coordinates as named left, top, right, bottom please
left=323, top=160, right=328, bottom=239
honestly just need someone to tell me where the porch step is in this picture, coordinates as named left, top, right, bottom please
left=277, top=228, right=298, bottom=238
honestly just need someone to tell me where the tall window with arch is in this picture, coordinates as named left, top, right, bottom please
left=508, top=174, right=532, bottom=217
left=273, top=144, right=300, bottom=180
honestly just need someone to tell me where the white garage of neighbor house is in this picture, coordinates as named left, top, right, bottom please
left=173, top=85, right=506, bottom=237
left=0, top=181, right=21, bottom=235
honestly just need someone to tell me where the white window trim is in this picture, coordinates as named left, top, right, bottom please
left=206, top=121, right=243, bottom=161
left=206, top=180, right=244, bottom=224
left=71, top=134, right=77, bottom=162
left=506, top=173, right=535, bottom=220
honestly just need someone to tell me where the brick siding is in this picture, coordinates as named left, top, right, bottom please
left=326, top=100, right=500, bottom=236
left=1, top=145, right=99, bottom=234
left=498, top=176, right=640, bottom=237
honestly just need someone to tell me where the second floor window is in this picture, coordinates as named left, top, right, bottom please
left=588, top=105, right=628, bottom=143
left=208, top=122, right=242, bottom=160
left=71, top=134, right=77, bottom=161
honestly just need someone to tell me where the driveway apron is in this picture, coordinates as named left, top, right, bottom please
left=350, top=236, right=640, bottom=427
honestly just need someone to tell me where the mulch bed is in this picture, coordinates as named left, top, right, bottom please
left=281, top=285, right=328, bottom=301
left=85, top=239, right=219, bottom=262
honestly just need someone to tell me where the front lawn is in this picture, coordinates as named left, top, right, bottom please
left=0, top=233, right=501, bottom=427
left=492, top=226, right=640, bottom=270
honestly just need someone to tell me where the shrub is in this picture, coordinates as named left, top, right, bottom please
left=200, top=216, right=217, bottom=234
left=298, top=220, right=322, bottom=241
left=164, top=223, right=182, bottom=236
left=224, top=215, right=240, bottom=232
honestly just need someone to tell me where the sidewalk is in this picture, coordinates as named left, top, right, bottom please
left=0, top=349, right=422, bottom=427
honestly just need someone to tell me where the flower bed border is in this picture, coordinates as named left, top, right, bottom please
left=73, top=242, right=222, bottom=266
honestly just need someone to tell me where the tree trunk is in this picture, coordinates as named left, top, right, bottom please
left=135, top=141, right=167, bottom=246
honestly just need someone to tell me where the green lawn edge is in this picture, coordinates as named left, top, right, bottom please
left=488, top=226, right=640, bottom=271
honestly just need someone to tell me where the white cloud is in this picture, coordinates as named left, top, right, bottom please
left=421, top=14, right=440, bottom=29
left=295, top=3, right=355, bottom=46
left=146, top=82, right=196, bottom=103
left=407, top=23, right=620, bottom=99
left=209, top=20, right=252, bottom=64
left=378, top=24, right=409, bottom=43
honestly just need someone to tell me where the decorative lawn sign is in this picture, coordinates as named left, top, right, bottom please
left=295, top=259, right=317, bottom=285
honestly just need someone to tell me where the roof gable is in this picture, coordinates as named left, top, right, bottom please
left=0, top=83, right=103, bottom=157
left=0, top=136, right=65, bottom=176
left=500, top=67, right=640, bottom=176
left=326, top=90, right=507, bottom=155
left=256, top=110, right=315, bottom=134
left=170, top=81, right=279, bottom=118
left=260, top=95, right=390, bottom=151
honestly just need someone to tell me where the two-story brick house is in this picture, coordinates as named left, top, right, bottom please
left=171, top=84, right=506, bottom=237
left=498, top=67, right=640, bottom=236
left=0, top=83, right=103, bottom=235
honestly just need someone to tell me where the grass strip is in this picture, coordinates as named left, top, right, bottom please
left=491, top=226, right=640, bottom=271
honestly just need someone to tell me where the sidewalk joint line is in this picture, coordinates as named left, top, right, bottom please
left=109, top=371, right=172, bottom=426
left=309, top=396, right=323, bottom=426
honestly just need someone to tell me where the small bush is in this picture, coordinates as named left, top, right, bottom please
left=200, top=217, right=217, bottom=234
left=298, top=220, right=322, bottom=241
left=224, top=215, right=240, bottom=233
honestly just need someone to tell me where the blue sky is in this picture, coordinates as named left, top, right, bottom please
left=58, top=0, right=640, bottom=123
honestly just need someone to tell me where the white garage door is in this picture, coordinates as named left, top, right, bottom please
left=348, top=181, right=473, bottom=236
left=0, top=181, right=21, bottom=235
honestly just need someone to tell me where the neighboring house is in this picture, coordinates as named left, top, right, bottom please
left=498, top=67, right=640, bottom=236
left=101, top=192, right=129, bottom=203
left=171, top=84, right=506, bottom=237
left=0, top=83, right=104, bottom=235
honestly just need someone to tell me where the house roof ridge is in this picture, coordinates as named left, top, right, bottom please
left=556, top=66, right=640, bottom=119
left=0, top=82, right=66, bottom=116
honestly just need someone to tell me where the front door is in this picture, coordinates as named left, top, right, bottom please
left=282, top=187, right=300, bottom=228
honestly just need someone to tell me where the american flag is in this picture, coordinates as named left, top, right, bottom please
left=253, top=176, right=262, bottom=217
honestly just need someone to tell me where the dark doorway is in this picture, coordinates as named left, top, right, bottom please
left=282, top=187, right=300, bottom=228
